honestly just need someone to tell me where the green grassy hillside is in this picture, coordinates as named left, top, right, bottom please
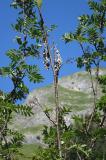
left=12, top=69, right=106, bottom=147
left=6, top=68, right=105, bottom=159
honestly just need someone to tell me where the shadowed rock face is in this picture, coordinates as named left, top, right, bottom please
left=13, top=68, right=106, bottom=144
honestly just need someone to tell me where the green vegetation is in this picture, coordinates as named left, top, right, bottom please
left=0, top=0, right=44, bottom=159
left=17, top=144, right=41, bottom=160
left=47, top=85, right=94, bottom=110
left=0, top=0, right=106, bottom=160
left=20, top=125, right=43, bottom=134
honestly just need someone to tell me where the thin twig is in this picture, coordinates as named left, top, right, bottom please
left=77, top=151, right=82, bottom=160
left=32, top=97, right=56, bottom=126
left=87, top=69, right=97, bottom=132
left=37, top=6, right=62, bottom=158
left=79, top=42, right=99, bottom=132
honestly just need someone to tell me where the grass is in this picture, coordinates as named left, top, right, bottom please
left=46, top=85, right=94, bottom=111
left=0, top=144, right=40, bottom=160
left=19, top=125, right=43, bottom=134
left=16, top=144, right=41, bottom=160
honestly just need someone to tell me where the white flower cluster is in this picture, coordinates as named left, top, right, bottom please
left=43, top=44, right=62, bottom=71
left=54, top=47, right=62, bottom=72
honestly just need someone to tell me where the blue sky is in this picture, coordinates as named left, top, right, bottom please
left=0, top=0, right=105, bottom=95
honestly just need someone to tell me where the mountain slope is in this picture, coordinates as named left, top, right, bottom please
left=13, top=68, right=106, bottom=144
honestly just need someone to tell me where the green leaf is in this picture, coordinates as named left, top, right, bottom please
left=63, top=33, right=74, bottom=43
left=27, top=65, right=44, bottom=83
left=35, top=0, right=42, bottom=8
left=16, top=36, right=22, bottom=45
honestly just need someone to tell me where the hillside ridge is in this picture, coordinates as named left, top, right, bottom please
left=13, top=68, right=106, bottom=144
